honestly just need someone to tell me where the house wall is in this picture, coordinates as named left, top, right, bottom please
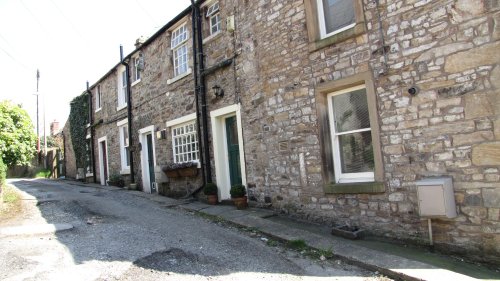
left=79, top=0, right=500, bottom=262
left=231, top=0, right=500, bottom=262
left=62, top=121, right=76, bottom=179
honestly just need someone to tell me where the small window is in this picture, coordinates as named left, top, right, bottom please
left=327, top=85, right=374, bottom=183
left=133, top=57, right=141, bottom=82
left=95, top=85, right=102, bottom=110
left=117, top=68, right=128, bottom=109
left=172, top=121, right=199, bottom=163
left=119, top=123, right=130, bottom=171
left=171, top=24, right=189, bottom=77
left=317, top=0, right=356, bottom=38
left=206, top=2, right=221, bottom=35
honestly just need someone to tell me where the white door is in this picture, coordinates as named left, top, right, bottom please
left=139, top=126, right=156, bottom=193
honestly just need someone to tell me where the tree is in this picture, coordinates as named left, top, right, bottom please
left=0, top=101, right=37, bottom=167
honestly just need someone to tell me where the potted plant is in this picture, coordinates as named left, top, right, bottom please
left=203, top=182, right=218, bottom=205
left=162, top=161, right=198, bottom=178
left=230, top=184, right=247, bottom=209
left=107, top=173, right=125, bottom=188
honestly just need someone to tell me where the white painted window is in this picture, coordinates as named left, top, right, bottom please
left=206, top=2, right=221, bottom=35
left=172, top=121, right=199, bottom=163
left=327, top=85, right=374, bottom=183
left=85, top=135, right=92, bottom=175
left=133, top=57, right=141, bottom=82
left=317, top=0, right=356, bottom=39
left=118, top=120, right=130, bottom=172
left=171, top=24, right=189, bottom=77
left=95, top=85, right=102, bottom=111
left=117, top=68, right=128, bottom=109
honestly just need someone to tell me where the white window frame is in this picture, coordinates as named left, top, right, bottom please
left=170, top=23, right=189, bottom=79
left=117, top=67, right=127, bottom=111
left=327, top=84, right=374, bottom=183
left=316, top=0, right=356, bottom=39
left=206, top=2, right=221, bottom=36
left=85, top=134, right=93, bottom=177
left=117, top=119, right=130, bottom=174
left=132, top=56, right=141, bottom=84
left=166, top=113, right=199, bottom=164
left=95, top=85, right=102, bottom=112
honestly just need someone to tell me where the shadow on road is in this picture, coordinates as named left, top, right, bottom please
left=6, top=179, right=374, bottom=279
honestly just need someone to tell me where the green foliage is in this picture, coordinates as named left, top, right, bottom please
left=0, top=157, right=6, bottom=187
left=287, top=239, right=307, bottom=251
left=34, top=168, right=50, bottom=178
left=0, top=101, right=37, bottom=167
left=2, top=185, right=20, bottom=203
left=107, top=173, right=125, bottom=187
left=230, top=184, right=246, bottom=198
left=203, top=182, right=218, bottom=195
left=68, top=94, right=89, bottom=169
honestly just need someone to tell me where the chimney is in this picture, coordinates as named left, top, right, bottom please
left=50, top=119, right=60, bottom=136
left=135, top=36, right=147, bottom=49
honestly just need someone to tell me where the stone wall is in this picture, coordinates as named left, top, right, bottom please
left=62, top=121, right=76, bottom=179
left=80, top=0, right=500, bottom=263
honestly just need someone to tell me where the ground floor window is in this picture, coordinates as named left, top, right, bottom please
left=118, top=119, right=130, bottom=172
left=171, top=121, right=199, bottom=163
left=327, top=84, right=374, bottom=183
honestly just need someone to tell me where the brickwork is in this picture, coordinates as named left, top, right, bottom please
left=76, top=0, right=500, bottom=263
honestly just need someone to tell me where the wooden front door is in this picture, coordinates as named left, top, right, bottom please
left=225, top=116, right=241, bottom=186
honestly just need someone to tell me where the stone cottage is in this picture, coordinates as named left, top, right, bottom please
left=73, top=0, right=500, bottom=263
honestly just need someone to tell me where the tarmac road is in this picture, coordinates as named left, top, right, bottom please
left=0, top=179, right=388, bottom=281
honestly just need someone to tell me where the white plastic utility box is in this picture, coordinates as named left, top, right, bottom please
left=416, top=177, right=457, bottom=218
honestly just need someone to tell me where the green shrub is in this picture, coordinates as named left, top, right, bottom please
left=107, top=174, right=125, bottom=187
left=203, top=182, right=218, bottom=195
left=34, top=168, right=50, bottom=178
left=0, top=157, right=6, bottom=187
left=230, top=184, right=246, bottom=198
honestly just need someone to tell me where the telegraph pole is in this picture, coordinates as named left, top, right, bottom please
left=36, top=69, right=40, bottom=165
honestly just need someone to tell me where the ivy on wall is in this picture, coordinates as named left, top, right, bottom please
left=69, top=93, right=89, bottom=169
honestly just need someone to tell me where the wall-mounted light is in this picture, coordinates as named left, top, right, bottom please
left=212, top=85, right=224, bottom=98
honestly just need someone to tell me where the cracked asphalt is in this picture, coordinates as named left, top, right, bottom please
left=0, top=179, right=390, bottom=280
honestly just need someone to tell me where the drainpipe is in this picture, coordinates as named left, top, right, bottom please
left=87, top=81, right=97, bottom=184
left=120, top=45, right=135, bottom=184
left=191, top=0, right=212, bottom=183
left=190, top=3, right=206, bottom=186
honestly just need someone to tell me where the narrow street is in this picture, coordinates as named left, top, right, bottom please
left=0, top=179, right=387, bottom=281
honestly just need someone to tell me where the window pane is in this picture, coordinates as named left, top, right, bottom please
left=338, top=131, right=374, bottom=173
left=322, top=0, right=355, bottom=34
left=331, top=88, right=370, bottom=133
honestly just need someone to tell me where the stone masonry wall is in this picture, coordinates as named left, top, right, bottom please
left=232, top=0, right=500, bottom=263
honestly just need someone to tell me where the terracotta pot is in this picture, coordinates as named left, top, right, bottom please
left=207, top=194, right=218, bottom=205
left=232, top=196, right=248, bottom=209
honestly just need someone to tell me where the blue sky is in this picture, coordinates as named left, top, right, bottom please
left=0, top=0, right=190, bottom=134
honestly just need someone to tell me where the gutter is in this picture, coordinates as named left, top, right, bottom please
left=120, top=45, right=135, bottom=184
left=86, top=82, right=97, bottom=184
left=191, top=0, right=212, bottom=184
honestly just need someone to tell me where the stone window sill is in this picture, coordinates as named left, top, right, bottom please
left=120, top=169, right=130, bottom=175
left=167, top=68, right=192, bottom=85
left=203, top=31, right=222, bottom=44
left=131, top=79, right=141, bottom=87
left=324, top=181, right=385, bottom=194
left=309, top=22, right=366, bottom=52
left=116, top=104, right=127, bottom=112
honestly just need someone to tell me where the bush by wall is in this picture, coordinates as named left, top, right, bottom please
left=68, top=93, right=89, bottom=170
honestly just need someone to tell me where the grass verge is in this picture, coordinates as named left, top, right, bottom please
left=0, top=184, right=23, bottom=222
left=34, top=168, right=51, bottom=178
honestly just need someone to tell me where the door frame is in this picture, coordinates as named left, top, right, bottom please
left=97, top=136, right=109, bottom=186
left=210, top=104, right=247, bottom=200
left=139, top=125, right=156, bottom=193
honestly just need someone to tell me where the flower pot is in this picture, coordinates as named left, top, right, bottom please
left=207, top=194, right=218, bottom=205
left=178, top=167, right=198, bottom=177
left=232, top=196, right=248, bottom=209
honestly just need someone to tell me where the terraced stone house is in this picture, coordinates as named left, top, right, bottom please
left=68, top=0, right=500, bottom=263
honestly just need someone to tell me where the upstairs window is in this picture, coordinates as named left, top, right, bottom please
left=317, top=0, right=356, bottom=38
left=206, top=2, right=221, bottom=35
left=133, top=57, right=141, bottom=82
left=117, top=68, right=128, bottom=109
left=171, top=24, right=189, bottom=77
left=95, top=85, right=102, bottom=111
